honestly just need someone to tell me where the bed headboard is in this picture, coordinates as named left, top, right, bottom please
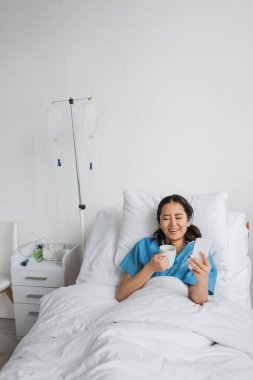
left=62, top=244, right=83, bottom=286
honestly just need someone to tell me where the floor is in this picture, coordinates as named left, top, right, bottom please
left=0, top=319, right=19, bottom=370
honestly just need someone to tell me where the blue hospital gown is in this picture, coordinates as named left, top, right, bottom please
left=120, top=237, right=217, bottom=295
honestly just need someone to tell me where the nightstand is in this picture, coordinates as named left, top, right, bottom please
left=11, top=243, right=82, bottom=337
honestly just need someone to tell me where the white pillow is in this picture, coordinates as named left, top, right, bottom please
left=76, top=207, right=123, bottom=286
left=115, top=189, right=228, bottom=268
left=214, top=211, right=251, bottom=310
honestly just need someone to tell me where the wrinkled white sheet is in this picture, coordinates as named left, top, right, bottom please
left=1, top=278, right=253, bottom=380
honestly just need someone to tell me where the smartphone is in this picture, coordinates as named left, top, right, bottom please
left=191, top=238, right=212, bottom=261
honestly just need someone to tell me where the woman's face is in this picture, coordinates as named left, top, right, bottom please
left=159, top=202, right=189, bottom=244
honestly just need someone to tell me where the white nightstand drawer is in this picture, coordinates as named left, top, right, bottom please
left=11, top=268, right=64, bottom=287
left=15, top=319, right=36, bottom=337
left=13, top=285, right=56, bottom=304
left=14, top=303, right=40, bottom=321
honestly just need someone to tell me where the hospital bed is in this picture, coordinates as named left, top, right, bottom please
left=0, top=190, right=253, bottom=380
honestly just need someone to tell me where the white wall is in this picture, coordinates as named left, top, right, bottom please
left=0, top=0, right=80, bottom=316
left=1, top=0, right=253, bottom=314
left=61, top=0, right=253, bottom=212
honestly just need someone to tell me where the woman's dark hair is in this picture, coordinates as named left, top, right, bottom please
left=154, top=194, right=201, bottom=245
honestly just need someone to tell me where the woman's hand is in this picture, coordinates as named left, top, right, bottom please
left=188, top=252, right=211, bottom=305
left=188, top=252, right=211, bottom=284
left=148, top=253, right=168, bottom=272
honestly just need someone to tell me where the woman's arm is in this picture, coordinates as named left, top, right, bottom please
left=116, top=253, right=168, bottom=302
left=116, top=264, right=154, bottom=302
left=188, top=252, right=211, bottom=305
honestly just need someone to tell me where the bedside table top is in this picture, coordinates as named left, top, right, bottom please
left=11, top=243, right=82, bottom=287
left=11, top=252, right=64, bottom=271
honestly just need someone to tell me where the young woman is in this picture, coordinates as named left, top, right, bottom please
left=116, top=194, right=217, bottom=305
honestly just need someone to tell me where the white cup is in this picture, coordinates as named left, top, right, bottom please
left=160, top=244, right=177, bottom=269
left=55, top=249, right=65, bottom=264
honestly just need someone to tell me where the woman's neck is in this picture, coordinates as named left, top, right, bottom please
left=165, top=238, right=186, bottom=254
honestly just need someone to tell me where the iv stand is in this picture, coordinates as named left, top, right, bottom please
left=51, top=96, right=92, bottom=250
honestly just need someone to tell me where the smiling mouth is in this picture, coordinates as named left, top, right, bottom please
left=169, top=229, right=180, bottom=233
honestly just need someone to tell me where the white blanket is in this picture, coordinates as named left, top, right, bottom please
left=1, top=278, right=253, bottom=380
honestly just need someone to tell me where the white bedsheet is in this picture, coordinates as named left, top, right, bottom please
left=1, top=279, right=253, bottom=380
